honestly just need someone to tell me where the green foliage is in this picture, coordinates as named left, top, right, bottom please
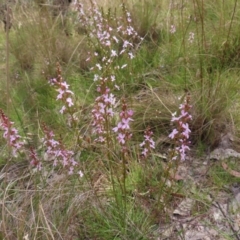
left=1, top=0, right=240, bottom=239
left=209, top=161, right=240, bottom=188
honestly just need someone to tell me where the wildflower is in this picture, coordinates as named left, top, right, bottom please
left=113, top=99, right=133, bottom=152
left=182, top=123, right=191, bottom=138
left=123, top=40, right=132, bottom=48
left=117, top=25, right=122, bottom=32
left=170, top=25, right=176, bottom=34
left=105, top=40, right=111, bottom=46
left=66, top=97, right=74, bottom=107
left=169, top=128, right=178, bottom=139
left=140, top=127, right=155, bottom=158
left=96, top=63, right=102, bottom=70
left=78, top=170, right=84, bottom=177
left=121, top=64, right=127, bottom=69
left=113, top=36, right=119, bottom=43
left=128, top=52, right=134, bottom=59
left=92, top=85, right=116, bottom=142
left=94, top=74, right=99, bottom=81
left=49, top=64, right=74, bottom=115
left=188, top=32, right=194, bottom=44
left=118, top=133, right=126, bottom=144
left=42, top=125, right=78, bottom=174
left=141, top=148, right=148, bottom=157
left=110, top=75, right=115, bottom=82
left=126, top=11, right=132, bottom=23
left=115, top=84, right=120, bottom=90
left=111, top=50, right=118, bottom=57
left=0, top=109, right=24, bottom=157
left=169, top=94, right=192, bottom=161
left=60, top=106, right=66, bottom=114
left=126, top=26, right=134, bottom=35
left=76, top=2, right=140, bottom=145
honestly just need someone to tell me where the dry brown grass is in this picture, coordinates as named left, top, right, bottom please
left=0, top=163, right=91, bottom=239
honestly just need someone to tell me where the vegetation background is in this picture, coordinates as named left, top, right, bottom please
left=1, top=0, right=240, bottom=239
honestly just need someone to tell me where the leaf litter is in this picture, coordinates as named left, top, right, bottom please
left=152, top=144, right=240, bottom=240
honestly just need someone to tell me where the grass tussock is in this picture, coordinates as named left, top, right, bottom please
left=10, top=12, right=88, bottom=76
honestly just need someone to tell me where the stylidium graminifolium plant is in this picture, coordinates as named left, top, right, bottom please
left=139, top=127, right=155, bottom=159
left=169, top=94, right=192, bottom=161
left=0, top=108, right=83, bottom=177
left=0, top=2, right=149, bottom=181
left=0, top=109, right=24, bottom=157
left=113, top=99, right=133, bottom=152
left=75, top=1, right=142, bottom=146
left=41, top=124, right=78, bottom=175
left=49, top=63, right=79, bottom=127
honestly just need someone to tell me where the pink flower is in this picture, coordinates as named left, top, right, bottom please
left=117, top=133, right=126, bottom=144
left=182, top=123, right=191, bottom=138
left=78, top=170, right=84, bottom=177
left=142, top=148, right=148, bottom=157
left=113, top=122, right=122, bottom=132
left=113, top=36, right=119, bottom=43
left=121, top=118, right=132, bottom=129
left=60, top=106, right=66, bottom=114
left=0, top=109, right=24, bottom=157
left=127, top=109, right=134, bottom=116
left=56, top=89, right=65, bottom=100
left=111, top=75, right=115, bottom=82
left=128, top=52, right=134, bottom=59
left=140, top=127, right=155, bottom=158
left=170, top=25, right=176, bottom=34
left=66, top=97, right=74, bottom=107
left=96, top=63, right=102, bottom=70
left=50, top=64, right=75, bottom=115
left=111, top=50, right=117, bottom=57
left=92, top=85, right=116, bottom=142
left=169, top=94, right=192, bottom=161
left=42, top=125, right=78, bottom=174
left=113, top=99, right=133, bottom=151
left=169, top=128, right=178, bottom=139
left=121, top=64, right=127, bottom=69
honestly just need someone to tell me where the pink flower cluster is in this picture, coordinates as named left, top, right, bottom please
left=42, top=125, right=78, bottom=175
left=92, top=84, right=116, bottom=142
left=0, top=109, right=41, bottom=167
left=49, top=65, right=74, bottom=114
left=169, top=94, right=192, bottom=161
left=76, top=1, right=141, bottom=70
left=75, top=2, right=140, bottom=144
left=0, top=109, right=24, bottom=157
left=113, top=99, right=133, bottom=151
left=170, top=25, right=176, bottom=34
left=0, top=109, right=83, bottom=176
left=140, top=127, right=155, bottom=158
